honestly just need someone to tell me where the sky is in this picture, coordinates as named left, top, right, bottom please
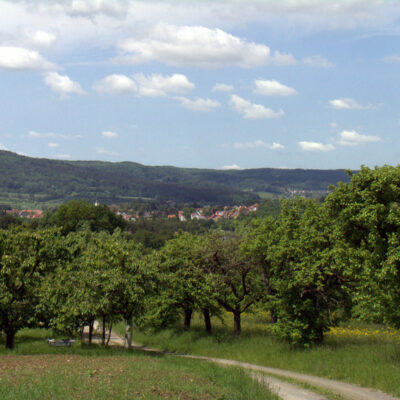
left=0, top=0, right=400, bottom=170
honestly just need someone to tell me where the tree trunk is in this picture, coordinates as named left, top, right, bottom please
left=203, top=308, right=212, bottom=334
left=5, top=331, right=15, bottom=349
left=270, top=309, right=278, bottom=324
left=183, top=308, right=193, bottom=330
left=102, top=315, right=106, bottom=346
left=124, top=317, right=133, bottom=349
left=233, top=310, right=241, bottom=336
left=106, top=321, right=113, bottom=347
left=88, top=320, right=94, bottom=344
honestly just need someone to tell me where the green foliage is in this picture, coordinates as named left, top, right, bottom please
left=0, top=227, right=67, bottom=348
left=0, top=150, right=351, bottom=208
left=53, top=200, right=126, bottom=234
left=325, top=165, right=400, bottom=328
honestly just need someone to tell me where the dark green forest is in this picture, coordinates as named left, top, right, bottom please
left=0, top=150, right=351, bottom=208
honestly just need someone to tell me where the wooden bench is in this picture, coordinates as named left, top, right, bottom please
left=47, top=339, right=75, bottom=347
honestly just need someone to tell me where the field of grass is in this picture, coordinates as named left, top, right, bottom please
left=0, top=328, right=277, bottom=400
left=123, top=312, right=400, bottom=397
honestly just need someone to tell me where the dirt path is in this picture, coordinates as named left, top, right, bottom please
left=89, top=324, right=399, bottom=400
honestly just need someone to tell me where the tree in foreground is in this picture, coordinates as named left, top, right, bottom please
left=264, top=199, right=352, bottom=346
left=326, top=165, right=400, bottom=329
left=0, top=227, right=66, bottom=349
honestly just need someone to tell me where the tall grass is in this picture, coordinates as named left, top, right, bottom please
left=125, top=312, right=400, bottom=397
left=0, top=328, right=278, bottom=400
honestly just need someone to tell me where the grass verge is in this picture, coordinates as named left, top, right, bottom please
left=0, top=329, right=278, bottom=400
left=121, top=313, right=400, bottom=397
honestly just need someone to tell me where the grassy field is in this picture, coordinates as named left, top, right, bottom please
left=122, top=312, right=400, bottom=397
left=0, top=329, right=277, bottom=400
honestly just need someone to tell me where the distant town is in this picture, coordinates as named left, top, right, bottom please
left=4, top=203, right=259, bottom=222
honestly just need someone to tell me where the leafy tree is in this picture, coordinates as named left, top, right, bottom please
left=325, top=165, right=400, bottom=328
left=54, top=200, right=126, bottom=234
left=204, top=231, right=264, bottom=335
left=265, top=199, right=351, bottom=345
left=150, top=233, right=219, bottom=332
left=0, top=227, right=67, bottom=348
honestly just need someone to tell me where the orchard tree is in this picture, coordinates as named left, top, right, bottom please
left=0, top=227, right=67, bottom=349
left=325, top=165, right=400, bottom=328
left=204, top=231, right=264, bottom=335
left=150, top=233, right=219, bottom=332
left=265, top=199, right=352, bottom=346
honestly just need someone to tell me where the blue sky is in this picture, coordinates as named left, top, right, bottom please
left=0, top=0, right=400, bottom=170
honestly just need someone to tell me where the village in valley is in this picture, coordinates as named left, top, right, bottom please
left=3, top=203, right=259, bottom=222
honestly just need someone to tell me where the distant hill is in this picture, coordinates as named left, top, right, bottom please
left=0, top=150, right=351, bottom=208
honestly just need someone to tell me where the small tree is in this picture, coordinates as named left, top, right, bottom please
left=204, top=231, right=264, bottom=335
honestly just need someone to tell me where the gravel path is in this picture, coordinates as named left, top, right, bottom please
left=89, top=323, right=400, bottom=400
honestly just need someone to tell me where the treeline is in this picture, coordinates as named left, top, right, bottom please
left=1, top=165, right=399, bottom=349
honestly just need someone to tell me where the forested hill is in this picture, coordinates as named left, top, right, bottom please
left=0, top=150, right=351, bottom=207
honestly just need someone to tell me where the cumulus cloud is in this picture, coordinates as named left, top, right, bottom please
left=134, top=73, right=195, bottom=97
left=299, top=141, right=335, bottom=151
left=97, top=147, right=119, bottom=156
left=230, top=94, right=284, bottom=119
left=0, top=144, right=9, bottom=151
left=92, top=74, right=137, bottom=93
left=233, top=140, right=284, bottom=150
left=329, top=98, right=373, bottom=110
left=174, top=97, right=220, bottom=112
left=338, top=130, right=381, bottom=146
left=102, top=130, right=119, bottom=138
left=0, top=46, right=56, bottom=70
left=44, top=72, right=85, bottom=98
left=303, top=55, right=333, bottom=68
left=221, top=164, right=243, bottom=170
left=68, top=0, right=127, bottom=18
left=253, top=79, right=297, bottom=96
left=115, top=24, right=296, bottom=68
left=212, top=83, right=234, bottom=92
left=48, top=142, right=59, bottom=148
left=26, top=30, right=56, bottom=48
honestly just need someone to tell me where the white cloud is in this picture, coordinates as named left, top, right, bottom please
left=134, top=73, right=195, bottom=97
left=329, top=98, right=373, bottom=110
left=44, top=72, right=85, bottom=98
left=233, top=140, right=284, bottom=150
left=69, top=0, right=127, bottom=18
left=382, top=55, right=400, bottom=63
left=116, top=24, right=296, bottom=68
left=230, top=94, right=284, bottom=119
left=212, top=83, right=234, bottom=92
left=0, top=143, right=9, bottom=151
left=102, top=130, right=119, bottom=138
left=253, top=79, right=297, bottom=96
left=54, top=154, right=72, bottom=160
left=92, top=74, right=137, bottom=94
left=26, top=30, right=56, bottom=48
left=338, top=130, right=381, bottom=146
left=221, top=164, right=243, bottom=170
left=48, top=142, right=59, bottom=148
left=97, top=147, right=119, bottom=156
left=303, top=55, right=333, bottom=68
left=0, top=46, right=56, bottom=70
left=28, top=130, right=81, bottom=139
left=174, top=97, right=220, bottom=112
left=29, top=130, right=57, bottom=138
left=299, top=141, right=335, bottom=151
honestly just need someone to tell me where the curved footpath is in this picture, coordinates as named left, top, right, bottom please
left=89, top=324, right=400, bottom=400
